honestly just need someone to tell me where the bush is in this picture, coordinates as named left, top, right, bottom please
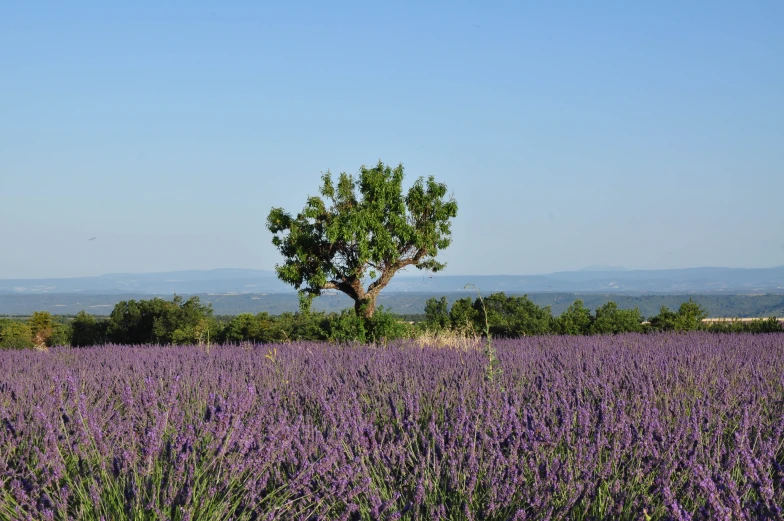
left=48, top=323, right=72, bottom=347
left=424, top=296, right=450, bottom=330
left=106, top=295, right=213, bottom=345
left=591, top=302, right=644, bottom=334
left=71, top=311, right=108, bottom=347
left=28, top=311, right=54, bottom=346
left=705, top=317, right=783, bottom=333
left=367, top=308, right=413, bottom=343
left=274, top=311, right=329, bottom=342
left=0, top=319, right=34, bottom=349
left=221, top=313, right=285, bottom=344
left=449, top=297, right=479, bottom=332
left=552, top=299, right=593, bottom=335
left=649, top=306, right=678, bottom=332
left=325, top=309, right=367, bottom=343
left=474, top=293, right=553, bottom=337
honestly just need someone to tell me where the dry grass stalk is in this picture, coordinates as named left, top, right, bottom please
left=412, top=326, right=482, bottom=350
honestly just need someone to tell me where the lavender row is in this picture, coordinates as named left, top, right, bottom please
left=1, top=333, right=783, bottom=520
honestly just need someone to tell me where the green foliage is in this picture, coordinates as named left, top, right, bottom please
left=170, top=320, right=219, bottom=346
left=28, top=311, right=54, bottom=346
left=649, top=305, right=678, bottom=332
left=323, top=308, right=412, bottom=344
left=591, top=302, right=644, bottom=334
left=106, top=295, right=213, bottom=345
left=274, top=311, right=329, bottom=342
left=704, top=317, right=783, bottom=333
left=48, top=323, right=72, bottom=347
left=743, top=317, right=782, bottom=333
left=366, top=308, right=413, bottom=343
left=649, top=299, right=709, bottom=332
left=267, top=160, right=458, bottom=317
left=475, top=292, right=553, bottom=337
left=552, top=299, right=594, bottom=335
left=449, top=297, right=478, bottom=332
left=222, top=313, right=285, bottom=344
left=674, top=298, right=708, bottom=331
left=5, top=294, right=782, bottom=350
left=0, top=319, right=34, bottom=349
left=326, top=309, right=367, bottom=343
left=106, top=300, right=143, bottom=344
left=424, top=296, right=450, bottom=330
left=71, top=311, right=108, bottom=347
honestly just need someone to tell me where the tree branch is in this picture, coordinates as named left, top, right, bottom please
left=324, top=278, right=365, bottom=301
left=367, top=247, right=428, bottom=296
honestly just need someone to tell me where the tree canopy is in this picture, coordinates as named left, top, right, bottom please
left=106, top=295, right=213, bottom=345
left=267, top=161, right=458, bottom=317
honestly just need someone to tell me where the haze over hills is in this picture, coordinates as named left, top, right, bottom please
left=1, top=266, right=783, bottom=295
left=578, top=265, right=630, bottom=272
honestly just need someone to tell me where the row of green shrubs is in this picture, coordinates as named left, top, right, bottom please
left=426, top=294, right=783, bottom=337
left=0, top=299, right=411, bottom=349
left=1, top=293, right=781, bottom=349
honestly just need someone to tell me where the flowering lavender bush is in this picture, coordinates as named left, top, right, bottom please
left=1, top=333, right=783, bottom=520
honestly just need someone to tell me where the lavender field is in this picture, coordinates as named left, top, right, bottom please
left=1, top=334, right=783, bottom=520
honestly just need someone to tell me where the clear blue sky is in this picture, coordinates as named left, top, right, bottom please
left=2, top=1, right=782, bottom=279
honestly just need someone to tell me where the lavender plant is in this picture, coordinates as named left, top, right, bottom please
left=1, top=333, right=783, bottom=520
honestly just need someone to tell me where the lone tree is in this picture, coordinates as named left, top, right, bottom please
left=267, top=161, right=458, bottom=318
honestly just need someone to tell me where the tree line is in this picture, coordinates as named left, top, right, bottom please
left=5, top=292, right=783, bottom=318
left=0, top=292, right=781, bottom=349
left=424, top=293, right=783, bottom=336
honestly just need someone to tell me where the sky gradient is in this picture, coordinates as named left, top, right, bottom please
left=2, top=1, right=782, bottom=279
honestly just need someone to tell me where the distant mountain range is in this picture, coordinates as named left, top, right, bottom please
left=1, top=266, right=783, bottom=295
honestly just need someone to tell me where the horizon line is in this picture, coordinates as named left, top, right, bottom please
left=2, top=264, right=783, bottom=282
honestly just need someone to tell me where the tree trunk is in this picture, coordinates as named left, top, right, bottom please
left=354, top=296, right=376, bottom=318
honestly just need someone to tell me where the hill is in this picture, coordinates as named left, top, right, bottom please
left=2, top=292, right=784, bottom=320
left=2, top=266, right=783, bottom=295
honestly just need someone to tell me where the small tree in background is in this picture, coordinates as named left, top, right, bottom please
left=267, top=161, right=458, bottom=318
left=71, top=311, right=106, bottom=347
left=591, top=302, right=644, bottom=334
left=223, top=313, right=284, bottom=344
left=28, top=311, right=54, bottom=347
left=475, top=293, right=553, bottom=337
left=674, top=298, right=708, bottom=331
left=649, top=305, right=678, bottom=332
left=0, top=319, right=34, bottom=349
left=553, top=299, right=594, bottom=335
left=649, top=299, right=708, bottom=332
left=449, top=297, right=478, bottom=333
left=106, top=295, right=213, bottom=345
left=424, top=296, right=450, bottom=330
